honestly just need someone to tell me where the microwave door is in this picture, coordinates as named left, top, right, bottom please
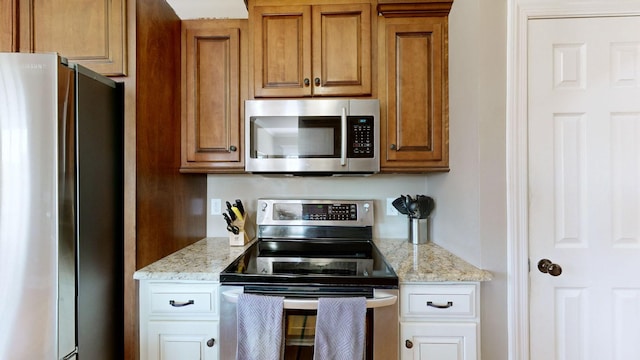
left=244, top=99, right=380, bottom=174
left=251, top=116, right=341, bottom=159
left=249, top=115, right=344, bottom=173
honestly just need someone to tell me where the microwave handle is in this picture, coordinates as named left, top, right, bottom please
left=341, top=107, right=347, bottom=166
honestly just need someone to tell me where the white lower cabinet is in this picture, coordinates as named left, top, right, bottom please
left=401, top=322, right=477, bottom=359
left=139, top=281, right=220, bottom=360
left=147, top=321, right=219, bottom=360
left=400, top=283, right=480, bottom=360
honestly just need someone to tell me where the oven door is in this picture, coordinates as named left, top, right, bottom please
left=220, top=286, right=398, bottom=360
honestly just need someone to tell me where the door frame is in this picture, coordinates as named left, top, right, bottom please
left=506, top=2, right=640, bottom=360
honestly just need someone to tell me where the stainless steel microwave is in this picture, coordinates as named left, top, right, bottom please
left=245, top=99, right=380, bottom=175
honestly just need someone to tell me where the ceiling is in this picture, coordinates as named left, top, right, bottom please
left=165, top=0, right=248, bottom=19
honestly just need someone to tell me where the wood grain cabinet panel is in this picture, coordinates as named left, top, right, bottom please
left=379, top=3, right=452, bottom=172
left=252, top=3, right=371, bottom=97
left=18, top=0, right=126, bottom=76
left=180, top=20, right=247, bottom=173
left=0, top=0, right=17, bottom=51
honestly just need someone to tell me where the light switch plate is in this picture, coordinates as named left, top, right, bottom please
left=211, top=198, right=222, bottom=215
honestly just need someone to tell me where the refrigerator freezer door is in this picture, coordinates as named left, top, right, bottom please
left=0, top=53, right=76, bottom=359
left=57, top=58, right=78, bottom=360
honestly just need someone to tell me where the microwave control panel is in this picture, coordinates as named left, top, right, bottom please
left=347, top=116, right=374, bottom=158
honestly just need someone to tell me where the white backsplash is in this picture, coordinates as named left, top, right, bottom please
left=207, top=174, right=428, bottom=240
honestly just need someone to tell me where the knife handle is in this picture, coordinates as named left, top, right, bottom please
left=235, top=199, right=245, bottom=215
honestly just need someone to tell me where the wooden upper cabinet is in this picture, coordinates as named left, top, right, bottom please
left=252, top=3, right=371, bottom=97
left=17, top=0, right=126, bottom=76
left=379, top=5, right=451, bottom=172
left=180, top=20, right=247, bottom=173
left=0, top=0, right=17, bottom=52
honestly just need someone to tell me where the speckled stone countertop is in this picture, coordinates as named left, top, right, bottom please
left=133, top=237, right=492, bottom=283
left=373, top=238, right=492, bottom=282
left=133, top=238, right=254, bottom=281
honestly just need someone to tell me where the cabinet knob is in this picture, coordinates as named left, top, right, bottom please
left=314, top=77, right=320, bottom=86
left=229, top=145, right=237, bottom=152
left=206, top=338, right=215, bottom=347
left=304, top=78, right=310, bottom=86
left=405, top=339, right=413, bottom=349
left=390, top=144, right=397, bottom=150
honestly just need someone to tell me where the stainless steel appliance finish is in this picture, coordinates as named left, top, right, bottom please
left=220, top=199, right=399, bottom=360
left=0, top=53, right=124, bottom=359
left=245, top=99, right=380, bottom=175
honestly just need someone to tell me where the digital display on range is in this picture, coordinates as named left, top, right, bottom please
left=273, top=203, right=357, bottom=221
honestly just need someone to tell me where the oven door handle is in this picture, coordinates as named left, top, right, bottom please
left=222, top=289, right=397, bottom=311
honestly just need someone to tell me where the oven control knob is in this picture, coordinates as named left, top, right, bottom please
left=405, top=340, right=413, bottom=349
left=364, top=203, right=370, bottom=212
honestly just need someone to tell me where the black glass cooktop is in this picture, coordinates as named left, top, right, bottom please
left=219, top=239, right=398, bottom=288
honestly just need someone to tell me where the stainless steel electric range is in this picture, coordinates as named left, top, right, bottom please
left=219, top=199, right=399, bottom=360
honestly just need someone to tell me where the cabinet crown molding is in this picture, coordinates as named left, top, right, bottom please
left=377, top=1, right=453, bottom=17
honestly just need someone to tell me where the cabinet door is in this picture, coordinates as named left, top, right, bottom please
left=0, top=0, right=16, bottom=52
left=381, top=17, right=449, bottom=172
left=252, top=5, right=312, bottom=97
left=401, top=322, right=477, bottom=360
left=181, top=21, right=245, bottom=173
left=311, top=3, right=371, bottom=96
left=18, top=0, right=126, bottom=76
left=147, top=321, right=219, bottom=360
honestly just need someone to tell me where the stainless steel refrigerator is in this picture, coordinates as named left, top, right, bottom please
left=0, top=53, right=124, bottom=359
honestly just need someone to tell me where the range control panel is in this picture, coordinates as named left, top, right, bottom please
left=302, top=203, right=356, bottom=221
left=256, top=199, right=373, bottom=226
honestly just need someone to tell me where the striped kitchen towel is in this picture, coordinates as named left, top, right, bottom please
left=236, top=293, right=284, bottom=360
left=313, top=297, right=367, bottom=360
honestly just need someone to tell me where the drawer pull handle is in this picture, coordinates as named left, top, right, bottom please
left=427, top=301, right=453, bottom=309
left=169, top=299, right=195, bottom=307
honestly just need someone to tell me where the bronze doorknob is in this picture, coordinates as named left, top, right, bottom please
left=538, top=259, right=562, bottom=276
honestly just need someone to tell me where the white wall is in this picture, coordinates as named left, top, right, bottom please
left=206, top=0, right=509, bottom=358
left=206, top=174, right=429, bottom=239
left=430, top=0, right=508, bottom=359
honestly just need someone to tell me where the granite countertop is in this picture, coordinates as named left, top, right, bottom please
left=133, top=237, right=492, bottom=283
left=373, top=238, right=492, bottom=282
left=133, top=238, right=254, bottom=281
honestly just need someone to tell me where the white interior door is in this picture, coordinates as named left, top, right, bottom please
left=528, top=16, right=640, bottom=360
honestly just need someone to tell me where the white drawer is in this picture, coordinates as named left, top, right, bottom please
left=401, top=284, right=477, bottom=318
left=148, top=283, right=218, bottom=316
